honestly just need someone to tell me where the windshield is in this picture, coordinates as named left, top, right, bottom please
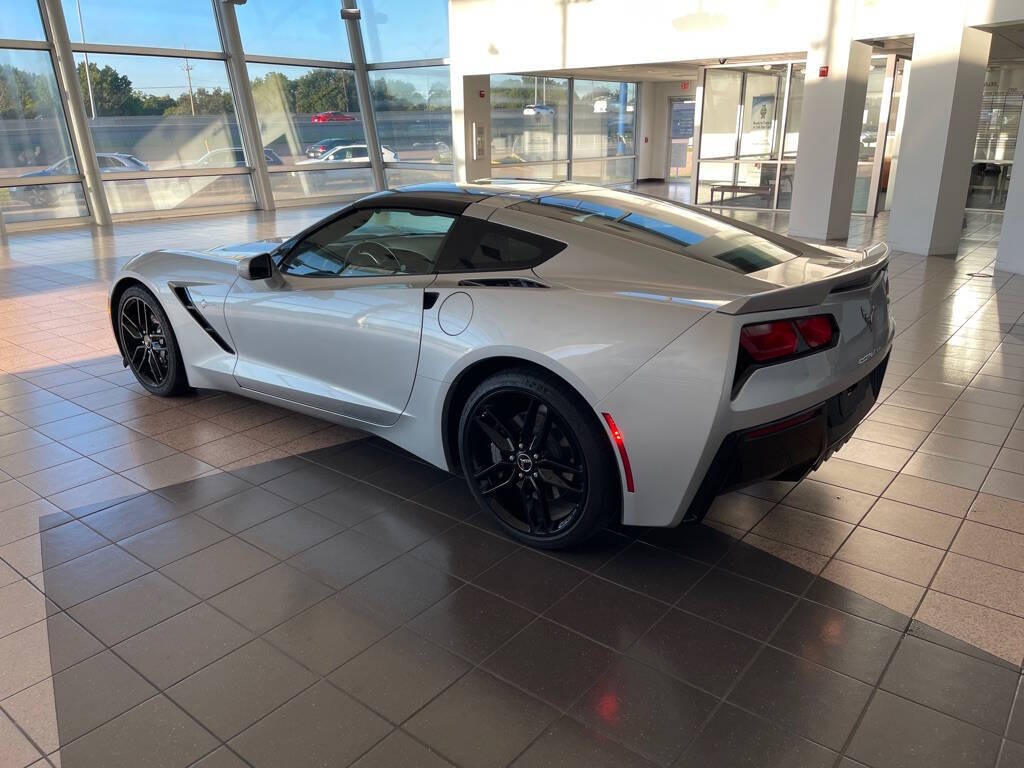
left=510, top=189, right=799, bottom=274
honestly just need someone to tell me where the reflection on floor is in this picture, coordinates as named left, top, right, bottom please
left=0, top=201, right=1022, bottom=768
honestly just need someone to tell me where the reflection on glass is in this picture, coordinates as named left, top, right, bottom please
left=776, top=163, right=796, bottom=209
left=74, top=53, right=242, bottom=172
left=268, top=167, right=375, bottom=202
left=61, top=0, right=221, bottom=50
left=247, top=63, right=363, bottom=168
left=968, top=61, right=1023, bottom=210
left=572, top=80, right=636, bottom=160
left=369, top=67, right=451, bottom=162
left=697, top=161, right=776, bottom=209
left=0, top=49, right=78, bottom=179
left=236, top=0, right=351, bottom=62
left=699, top=69, right=742, bottom=159
left=359, top=0, right=449, bottom=63
left=783, top=64, right=804, bottom=158
left=739, top=67, right=785, bottom=159
left=490, top=75, right=569, bottom=165
left=3, top=1, right=45, bottom=40
left=1, top=182, right=89, bottom=223
left=385, top=167, right=454, bottom=188
left=571, top=156, right=635, bottom=185
left=103, top=174, right=254, bottom=214
left=490, top=163, right=568, bottom=181
left=859, top=58, right=888, bottom=162
left=850, top=163, right=873, bottom=213
left=668, top=98, right=695, bottom=181
left=879, top=59, right=909, bottom=213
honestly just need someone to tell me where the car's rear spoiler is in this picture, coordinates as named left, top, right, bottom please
left=717, top=242, right=889, bottom=315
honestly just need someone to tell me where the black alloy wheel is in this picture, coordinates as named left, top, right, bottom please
left=117, top=286, right=188, bottom=396
left=459, top=368, right=619, bottom=548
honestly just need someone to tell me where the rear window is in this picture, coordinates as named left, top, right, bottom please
left=510, top=190, right=798, bottom=274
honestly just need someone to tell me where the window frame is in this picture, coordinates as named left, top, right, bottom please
left=277, top=205, right=459, bottom=279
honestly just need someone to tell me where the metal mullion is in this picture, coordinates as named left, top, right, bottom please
left=365, top=58, right=448, bottom=71
left=37, top=0, right=111, bottom=226
left=69, top=42, right=225, bottom=60
left=89, top=167, right=253, bottom=182
left=212, top=0, right=274, bottom=211
left=691, top=66, right=705, bottom=205
left=268, top=162, right=373, bottom=173
left=383, top=162, right=454, bottom=170
left=0, top=175, right=81, bottom=188
left=866, top=54, right=897, bottom=218
left=567, top=76, right=574, bottom=180
left=0, top=38, right=51, bottom=50
left=772, top=62, right=793, bottom=210
left=242, top=53, right=354, bottom=70
left=342, top=0, right=386, bottom=191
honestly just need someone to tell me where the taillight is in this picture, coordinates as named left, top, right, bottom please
left=739, top=321, right=799, bottom=361
left=795, top=315, right=834, bottom=348
left=739, top=314, right=835, bottom=362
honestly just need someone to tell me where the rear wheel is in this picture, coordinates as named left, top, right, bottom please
left=458, top=368, right=619, bottom=549
left=117, top=286, right=189, bottom=397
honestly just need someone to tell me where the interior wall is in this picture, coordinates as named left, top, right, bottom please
left=637, top=81, right=695, bottom=180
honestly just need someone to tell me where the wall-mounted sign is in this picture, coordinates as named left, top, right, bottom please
left=681, top=81, right=690, bottom=91
left=819, top=65, right=829, bottom=78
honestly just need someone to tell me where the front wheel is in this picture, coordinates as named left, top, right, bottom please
left=117, top=286, right=190, bottom=397
left=458, top=368, right=620, bottom=549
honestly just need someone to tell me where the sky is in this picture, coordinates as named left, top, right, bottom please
left=6, top=0, right=448, bottom=96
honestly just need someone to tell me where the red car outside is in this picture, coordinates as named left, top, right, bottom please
left=311, top=111, right=357, bottom=123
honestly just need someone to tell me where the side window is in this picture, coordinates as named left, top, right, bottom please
left=436, top=218, right=566, bottom=273
left=279, top=208, right=456, bottom=278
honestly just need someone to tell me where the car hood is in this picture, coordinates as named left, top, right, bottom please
left=204, top=238, right=288, bottom=259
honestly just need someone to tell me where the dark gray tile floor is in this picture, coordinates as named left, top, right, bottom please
left=0, top=202, right=1022, bottom=767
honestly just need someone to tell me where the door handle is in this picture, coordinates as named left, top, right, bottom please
left=423, top=291, right=439, bottom=310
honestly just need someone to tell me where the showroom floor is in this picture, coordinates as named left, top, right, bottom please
left=0, top=198, right=1023, bottom=768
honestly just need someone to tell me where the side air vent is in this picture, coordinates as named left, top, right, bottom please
left=171, top=286, right=235, bottom=354
left=457, top=278, right=548, bottom=289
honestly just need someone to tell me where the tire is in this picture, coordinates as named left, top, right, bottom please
left=458, top=367, right=620, bottom=549
left=116, top=285, right=190, bottom=397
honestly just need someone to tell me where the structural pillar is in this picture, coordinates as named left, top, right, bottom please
left=888, top=15, right=991, bottom=255
left=788, top=0, right=870, bottom=241
left=214, top=0, right=274, bottom=211
left=39, top=0, right=111, bottom=226
left=996, top=104, right=1024, bottom=273
left=451, top=73, right=491, bottom=183
left=342, top=0, right=386, bottom=191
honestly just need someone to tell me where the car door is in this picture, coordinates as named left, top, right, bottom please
left=223, top=206, right=457, bottom=426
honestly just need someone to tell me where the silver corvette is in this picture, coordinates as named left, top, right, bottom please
left=110, top=181, right=894, bottom=548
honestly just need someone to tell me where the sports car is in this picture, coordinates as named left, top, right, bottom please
left=109, top=181, right=894, bottom=549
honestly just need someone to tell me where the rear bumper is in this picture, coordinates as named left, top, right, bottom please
left=683, top=352, right=889, bottom=523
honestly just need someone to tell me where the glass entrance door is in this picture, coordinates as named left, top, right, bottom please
left=668, top=97, right=695, bottom=182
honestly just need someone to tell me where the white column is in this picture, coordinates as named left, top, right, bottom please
left=451, top=74, right=491, bottom=183
left=996, top=108, right=1024, bottom=273
left=887, top=17, right=991, bottom=255
left=788, top=0, right=870, bottom=241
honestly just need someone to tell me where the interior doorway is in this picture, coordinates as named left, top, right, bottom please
left=667, top=96, right=695, bottom=182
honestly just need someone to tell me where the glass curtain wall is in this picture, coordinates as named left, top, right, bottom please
left=65, top=0, right=255, bottom=215
left=489, top=76, right=637, bottom=184
left=968, top=61, right=1024, bottom=210
left=696, top=57, right=899, bottom=214
left=1, top=0, right=452, bottom=228
left=0, top=4, right=89, bottom=225
left=696, top=64, right=788, bottom=209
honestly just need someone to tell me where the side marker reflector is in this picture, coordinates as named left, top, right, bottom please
left=602, top=412, right=635, bottom=493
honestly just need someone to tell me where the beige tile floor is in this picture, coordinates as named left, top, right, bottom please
left=0, top=197, right=1023, bottom=767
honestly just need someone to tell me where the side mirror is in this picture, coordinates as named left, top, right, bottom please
left=237, top=252, right=274, bottom=280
